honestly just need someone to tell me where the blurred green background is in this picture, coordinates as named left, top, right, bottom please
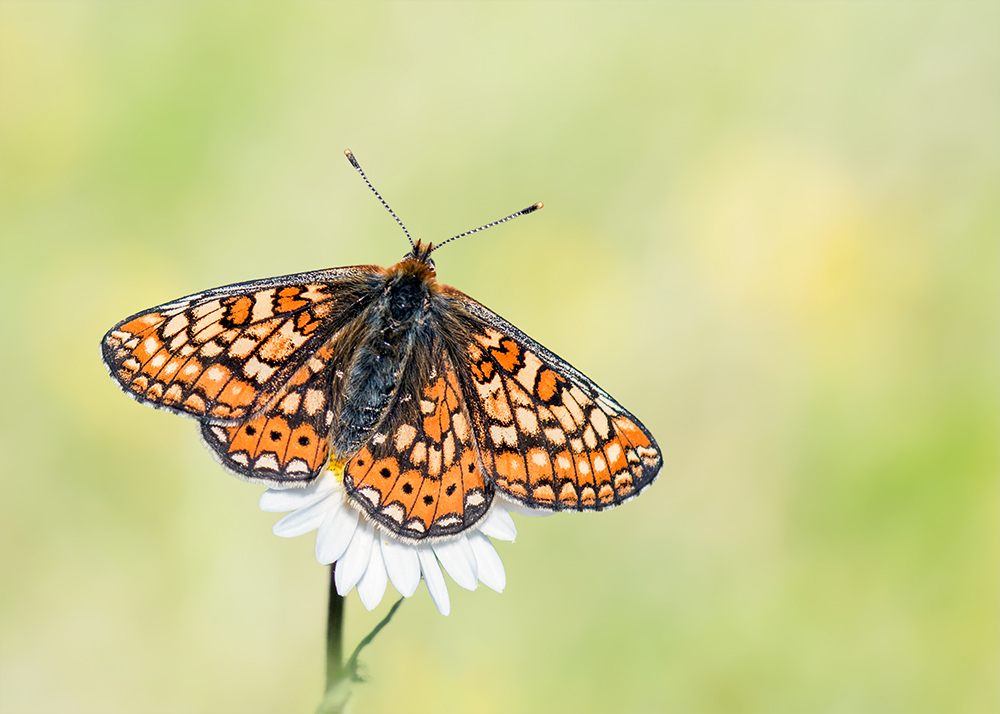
left=1, top=2, right=997, bottom=712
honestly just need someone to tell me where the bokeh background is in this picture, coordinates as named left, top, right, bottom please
left=1, top=2, right=997, bottom=712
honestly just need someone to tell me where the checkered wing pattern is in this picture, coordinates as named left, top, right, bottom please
left=102, top=237, right=662, bottom=536
left=100, top=267, right=382, bottom=423
left=198, top=338, right=339, bottom=484
left=342, top=349, right=494, bottom=541
left=458, top=299, right=662, bottom=511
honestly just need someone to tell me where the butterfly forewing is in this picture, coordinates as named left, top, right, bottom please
left=101, top=267, right=384, bottom=423
left=342, top=349, right=494, bottom=541
left=454, top=297, right=662, bottom=511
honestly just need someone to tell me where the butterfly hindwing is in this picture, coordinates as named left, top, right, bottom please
left=199, top=338, right=339, bottom=484
left=101, top=267, right=384, bottom=423
left=342, top=348, right=494, bottom=541
left=454, top=296, right=662, bottom=511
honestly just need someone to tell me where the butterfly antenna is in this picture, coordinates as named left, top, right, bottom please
left=431, top=202, right=544, bottom=254
left=344, top=149, right=415, bottom=250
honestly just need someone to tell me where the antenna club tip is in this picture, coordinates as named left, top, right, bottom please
left=533, top=202, right=544, bottom=210
left=523, top=202, right=543, bottom=214
left=344, top=149, right=360, bottom=168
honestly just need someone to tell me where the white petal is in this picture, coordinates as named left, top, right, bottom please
left=381, top=534, right=421, bottom=597
left=468, top=531, right=506, bottom=593
left=478, top=507, right=517, bottom=541
left=259, top=477, right=337, bottom=512
left=417, top=546, right=450, bottom=616
left=271, top=496, right=331, bottom=537
left=335, top=525, right=375, bottom=595
left=356, top=537, right=388, bottom=611
left=315, top=499, right=359, bottom=565
left=433, top=536, right=478, bottom=591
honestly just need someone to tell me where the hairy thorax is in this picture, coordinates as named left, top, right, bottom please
left=331, top=258, right=441, bottom=458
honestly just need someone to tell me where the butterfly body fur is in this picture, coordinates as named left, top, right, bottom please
left=102, top=240, right=662, bottom=542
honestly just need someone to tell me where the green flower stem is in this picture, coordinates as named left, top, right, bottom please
left=325, top=564, right=344, bottom=691
left=317, top=564, right=349, bottom=714
left=316, top=564, right=404, bottom=714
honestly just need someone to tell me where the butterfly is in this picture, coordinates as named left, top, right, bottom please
left=101, top=151, right=661, bottom=542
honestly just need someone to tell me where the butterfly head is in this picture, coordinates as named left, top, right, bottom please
left=405, top=239, right=436, bottom=271
left=389, top=239, right=437, bottom=290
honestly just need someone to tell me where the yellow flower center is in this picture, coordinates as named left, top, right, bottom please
left=326, top=455, right=346, bottom=483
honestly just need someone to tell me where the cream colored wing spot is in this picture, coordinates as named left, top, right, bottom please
left=191, top=300, right=221, bottom=319
left=544, top=427, right=566, bottom=445
left=285, top=459, right=311, bottom=474
left=404, top=519, right=426, bottom=534
left=199, top=341, right=222, bottom=357
left=279, top=393, right=301, bottom=414
left=230, top=452, right=249, bottom=467
left=243, top=356, right=276, bottom=383
left=192, top=308, right=224, bottom=335
left=442, top=432, right=455, bottom=466
left=395, top=424, right=417, bottom=450
left=254, top=453, right=280, bottom=471
left=490, top=424, right=518, bottom=447
left=476, top=328, right=504, bottom=349
left=356, top=486, right=380, bottom=507
left=590, top=408, right=610, bottom=438
left=250, top=290, right=276, bottom=323
left=303, top=389, right=325, bottom=415
left=229, top=337, right=257, bottom=359
left=513, top=351, right=543, bottom=392
left=515, top=406, right=539, bottom=434
left=197, top=319, right=227, bottom=342
left=162, top=314, right=189, bottom=338
left=381, top=503, right=406, bottom=524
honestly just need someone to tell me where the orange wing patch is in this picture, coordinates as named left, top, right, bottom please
left=464, top=326, right=661, bottom=511
left=343, top=358, right=492, bottom=541
left=199, top=340, right=337, bottom=483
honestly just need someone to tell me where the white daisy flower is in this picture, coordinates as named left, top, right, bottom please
left=259, top=468, right=519, bottom=616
